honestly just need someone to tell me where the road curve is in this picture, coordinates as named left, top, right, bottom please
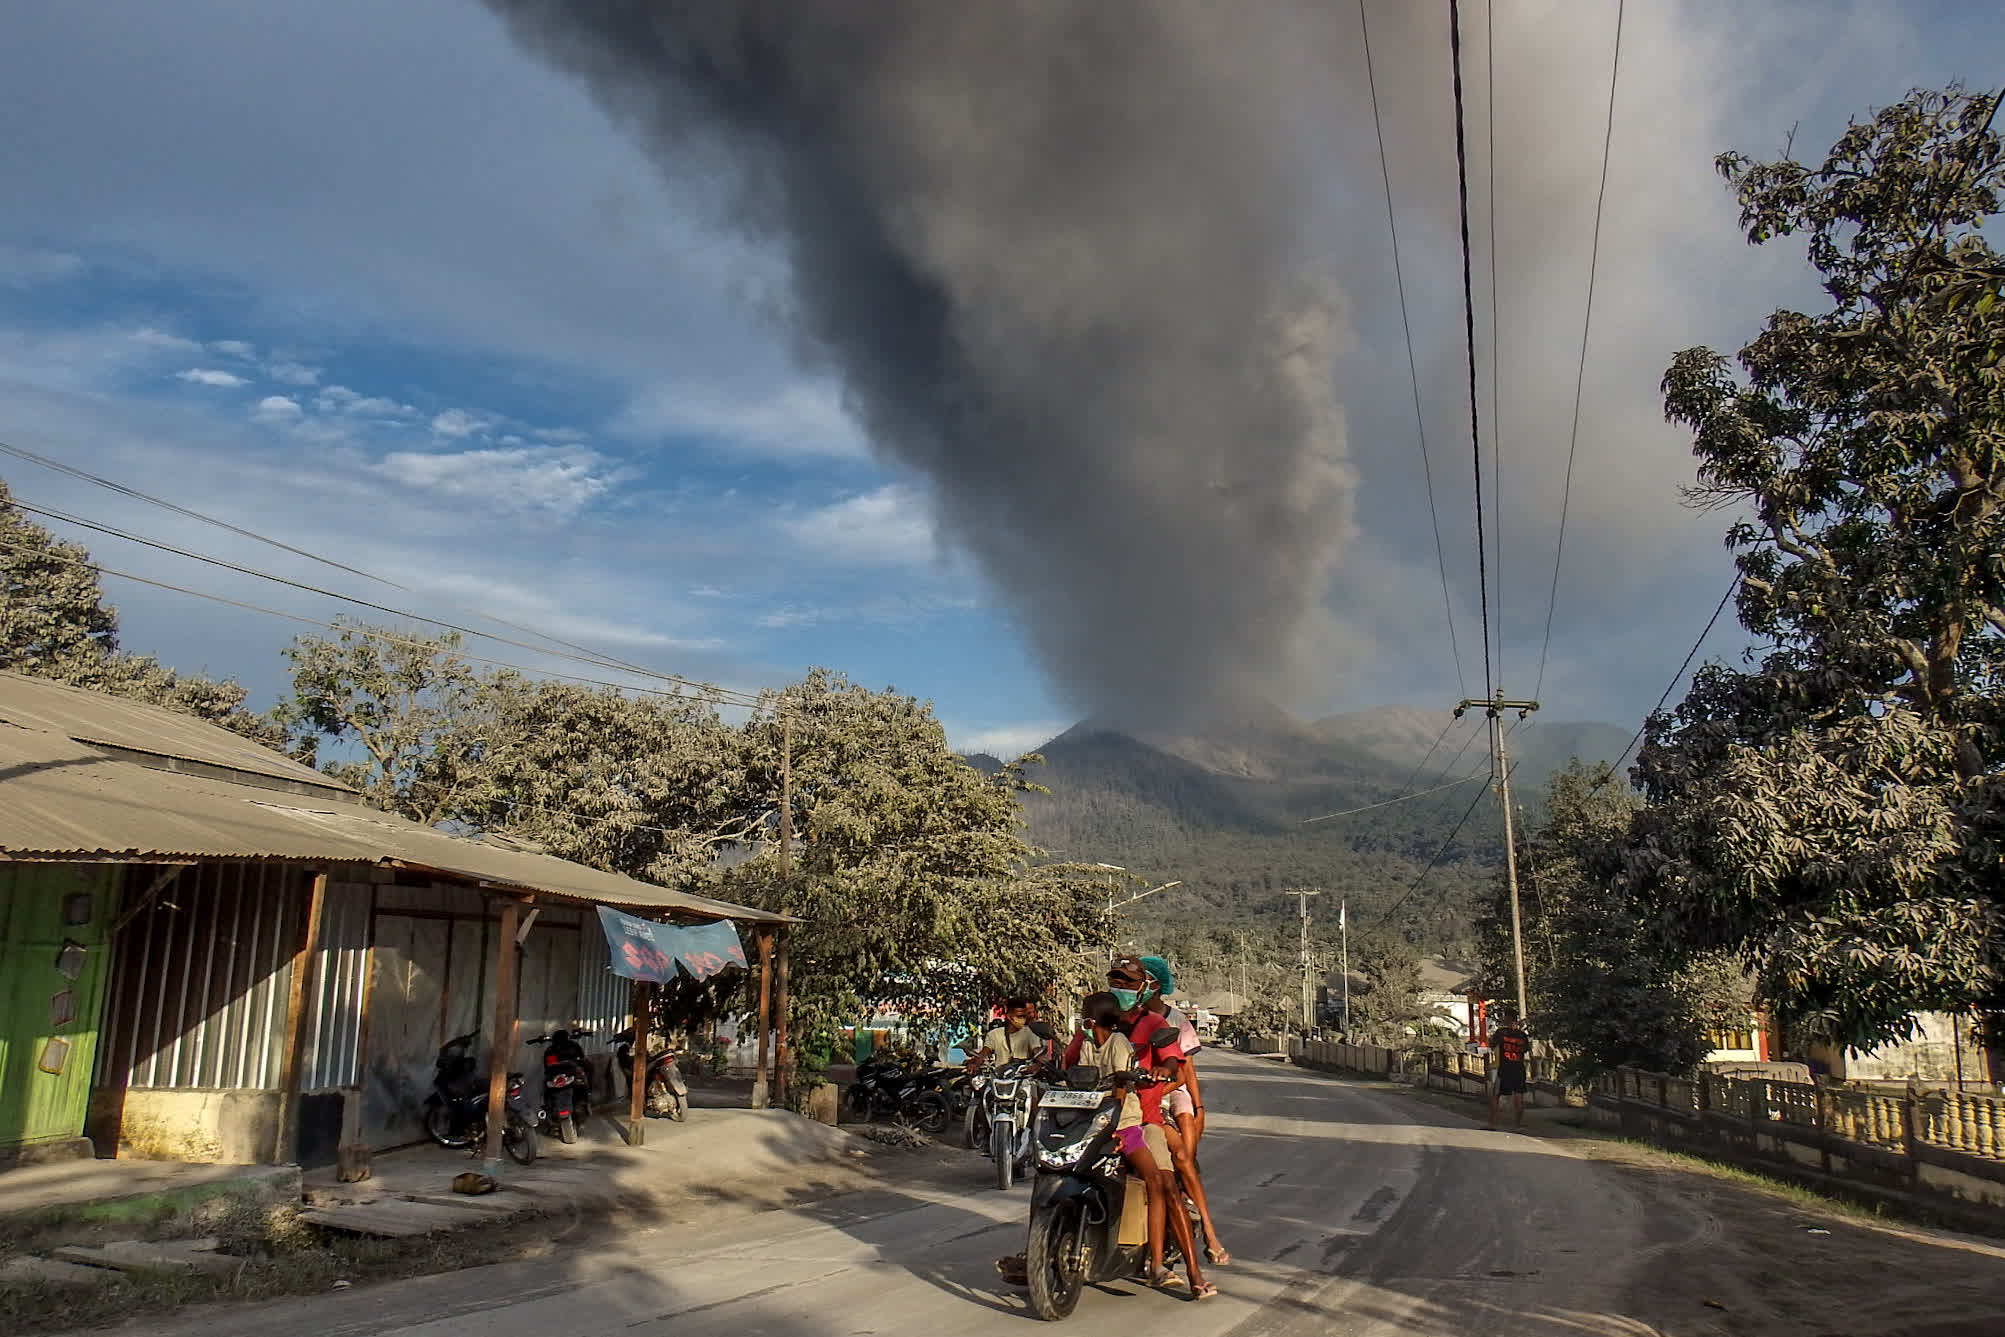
left=95, top=1052, right=1794, bottom=1337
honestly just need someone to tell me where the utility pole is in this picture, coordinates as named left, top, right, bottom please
left=1287, top=889, right=1320, bottom=1036
left=1339, top=898, right=1350, bottom=1035
left=1455, top=691, right=1538, bottom=1022
left=1237, top=932, right=1249, bottom=1011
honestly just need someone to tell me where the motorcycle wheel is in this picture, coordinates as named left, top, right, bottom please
left=503, top=1108, right=538, bottom=1165
left=897, top=1092, right=951, bottom=1136
left=993, top=1120, right=1015, bottom=1191
left=849, top=1086, right=875, bottom=1123
left=556, top=1111, right=578, bottom=1145
left=965, top=1102, right=986, bottom=1151
left=422, top=1096, right=467, bottom=1149
left=648, top=1076, right=687, bottom=1122
left=1025, top=1201, right=1085, bottom=1320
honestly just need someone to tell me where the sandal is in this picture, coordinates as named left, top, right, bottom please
left=1193, top=1282, right=1219, bottom=1301
left=1205, top=1245, right=1231, bottom=1265
left=1149, top=1269, right=1186, bottom=1290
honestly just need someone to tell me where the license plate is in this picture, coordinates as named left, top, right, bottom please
left=1040, top=1088, right=1104, bottom=1109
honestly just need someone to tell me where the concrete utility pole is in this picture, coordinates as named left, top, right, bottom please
left=1288, top=889, right=1321, bottom=1035
left=1456, top=691, right=1539, bottom=1022
left=1339, top=898, right=1350, bottom=1035
left=1237, top=932, right=1249, bottom=1013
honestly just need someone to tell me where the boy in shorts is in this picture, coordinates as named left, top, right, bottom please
left=1488, top=1008, right=1532, bottom=1131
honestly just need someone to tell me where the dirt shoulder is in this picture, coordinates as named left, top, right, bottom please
left=1386, top=1081, right=2005, bottom=1337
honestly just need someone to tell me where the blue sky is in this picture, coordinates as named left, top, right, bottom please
left=1, top=1, right=1997, bottom=757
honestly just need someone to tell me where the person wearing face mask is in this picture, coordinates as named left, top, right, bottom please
left=1109, top=956, right=1230, bottom=1268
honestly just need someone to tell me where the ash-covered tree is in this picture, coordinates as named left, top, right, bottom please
left=273, top=620, right=486, bottom=821
left=721, top=669, right=1107, bottom=1057
left=0, top=477, right=285, bottom=747
left=1479, top=763, right=1747, bottom=1078
left=1634, top=86, right=2005, bottom=1051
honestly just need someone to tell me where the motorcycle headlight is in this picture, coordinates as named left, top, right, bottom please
left=1036, top=1106, right=1116, bottom=1170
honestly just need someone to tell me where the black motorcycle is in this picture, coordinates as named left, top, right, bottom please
left=1022, top=1024, right=1181, bottom=1320
left=420, top=1031, right=538, bottom=1164
left=846, top=1051, right=952, bottom=1134
left=526, top=1028, right=594, bottom=1144
left=611, top=1026, right=689, bottom=1122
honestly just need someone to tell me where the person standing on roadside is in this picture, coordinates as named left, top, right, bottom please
left=1488, top=1007, right=1532, bottom=1131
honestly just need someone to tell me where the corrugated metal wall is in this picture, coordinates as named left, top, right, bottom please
left=301, top=882, right=373, bottom=1091
left=574, top=921, right=631, bottom=1040
left=100, top=863, right=307, bottom=1091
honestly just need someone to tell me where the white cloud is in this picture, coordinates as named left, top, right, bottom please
left=430, top=407, right=489, bottom=439
left=782, top=484, right=936, bottom=566
left=251, top=395, right=303, bottom=425
left=407, top=567, right=720, bottom=652
left=949, top=722, right=1065, bottom=758
left=612, top=381, right=869, bottom=459
left=211, top=339, right=257, bottom=360
left=129, top=327, right=203, bottom=356
left=372, top=444, right=619, bottom=517
left=315, top=385, right=414, bottom=418
left=0, top=243, right=85, bottom=286
left=267, top=359, right=320, bottom=386
left=176, top=367, right=248, bottom=389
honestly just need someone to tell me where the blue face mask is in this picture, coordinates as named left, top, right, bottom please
left=1110, top=987, right=1141, bottom=1011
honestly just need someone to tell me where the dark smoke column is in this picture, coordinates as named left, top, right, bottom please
left=485, top=0, right=1353, bottom=727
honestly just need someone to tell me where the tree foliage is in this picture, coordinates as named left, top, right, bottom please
left=1480, top=763, right=1746, bottom=1079
left=0, top=478, right=284, bottom=746
left=1634, top=86, right=2005, bottom=1049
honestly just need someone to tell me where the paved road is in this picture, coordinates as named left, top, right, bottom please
left=101, top=1053, right=1822, bottom=1336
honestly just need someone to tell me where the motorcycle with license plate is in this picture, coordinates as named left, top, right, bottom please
left=526, top=1028, right=594, bottom=1144
left=420, top=1030, right=538, bottom=1164
left=1022, top=1024, right=1183, bottom=1321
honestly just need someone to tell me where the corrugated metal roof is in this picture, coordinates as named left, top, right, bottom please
left=0, top=670, right=347, bottom=792
left=0, top=702, right=786, bottom=925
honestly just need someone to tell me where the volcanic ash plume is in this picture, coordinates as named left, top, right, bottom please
left=484, top=0, right=1354, bottom=726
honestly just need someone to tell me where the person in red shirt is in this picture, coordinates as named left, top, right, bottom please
left=1488, top=1007, right=1532, bottom=1130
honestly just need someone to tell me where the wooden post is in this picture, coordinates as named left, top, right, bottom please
left=774, top=925, right=792, bottom=1105
left=275, top=870, right=330, bottom=1164
left=625, top=979, right=651, bottom=1145
left=751, top=926, right=774, bottom=1110
left=482, top=898, right=522, bottom=1164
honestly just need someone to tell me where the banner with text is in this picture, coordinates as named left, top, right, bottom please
left=596, top=906, right=747, bottom=983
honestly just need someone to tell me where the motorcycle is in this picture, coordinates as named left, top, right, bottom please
left=1022, top=1023, right=1183, bottom=1320
left=847, top=1050, right=952, bottom=1133
left=526, top=1028, right=594, bottom=1144
left=611, top=1026, right=689, bottom=1122
left=420, top=1031, right=538, bottom=1164
left=977, top=1019, right=1056, bottom=1190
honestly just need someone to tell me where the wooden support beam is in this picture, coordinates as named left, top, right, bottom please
left=774, top=925, right=792, bottom=1106
left=751, top=926, right=774, bottom=1110
left=625, top=978, right=650, bottom=1145
left=483, top=897, right=523, bottom=1164
left=276, top=869, right=330, bottom=1164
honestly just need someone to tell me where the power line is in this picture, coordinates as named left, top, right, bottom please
left=1358, top=0, right=1468, bottom=698
left=1299, top=770, right=1486, bottom=825
left=0, top=436, right=676, bottom=686
left=1485, top=0, right=1504, bottom=691
left=1449, top=0, right=1496, bottom=702
left=8, top=496, right=773, bottom=710
left=1593, top=576, right=1739, bottom=795
left=1534, top=0, right=1626, bottom=702
left=0, top=533, right=788, bottom=713
left=1371, top=776, right=1494, bottom=929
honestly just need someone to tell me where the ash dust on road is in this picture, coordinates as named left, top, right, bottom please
left=92, top=1053, right=2005, bottom=1337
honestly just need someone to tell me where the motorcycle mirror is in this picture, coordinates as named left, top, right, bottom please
left=1148, top=1026, right=1180, bottom=1050
left=1027, top=1021, right=1056, bottom=1040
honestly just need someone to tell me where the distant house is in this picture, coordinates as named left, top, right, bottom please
left=0, top=672, right=786, bottom=1169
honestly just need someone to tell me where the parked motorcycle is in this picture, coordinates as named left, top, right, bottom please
left=847, top=1050, right=953, bottom=1133
left=1022, top=1024, right=1183, bottom=1320
left=611, top=1026, right=689, bottom=1122
left=526, top=1028, right=594, bottom=1144
left=420, top=1031, right=538, bottom=1164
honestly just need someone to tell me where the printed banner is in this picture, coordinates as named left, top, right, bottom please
left=596, top=907, right=748, bottom=983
